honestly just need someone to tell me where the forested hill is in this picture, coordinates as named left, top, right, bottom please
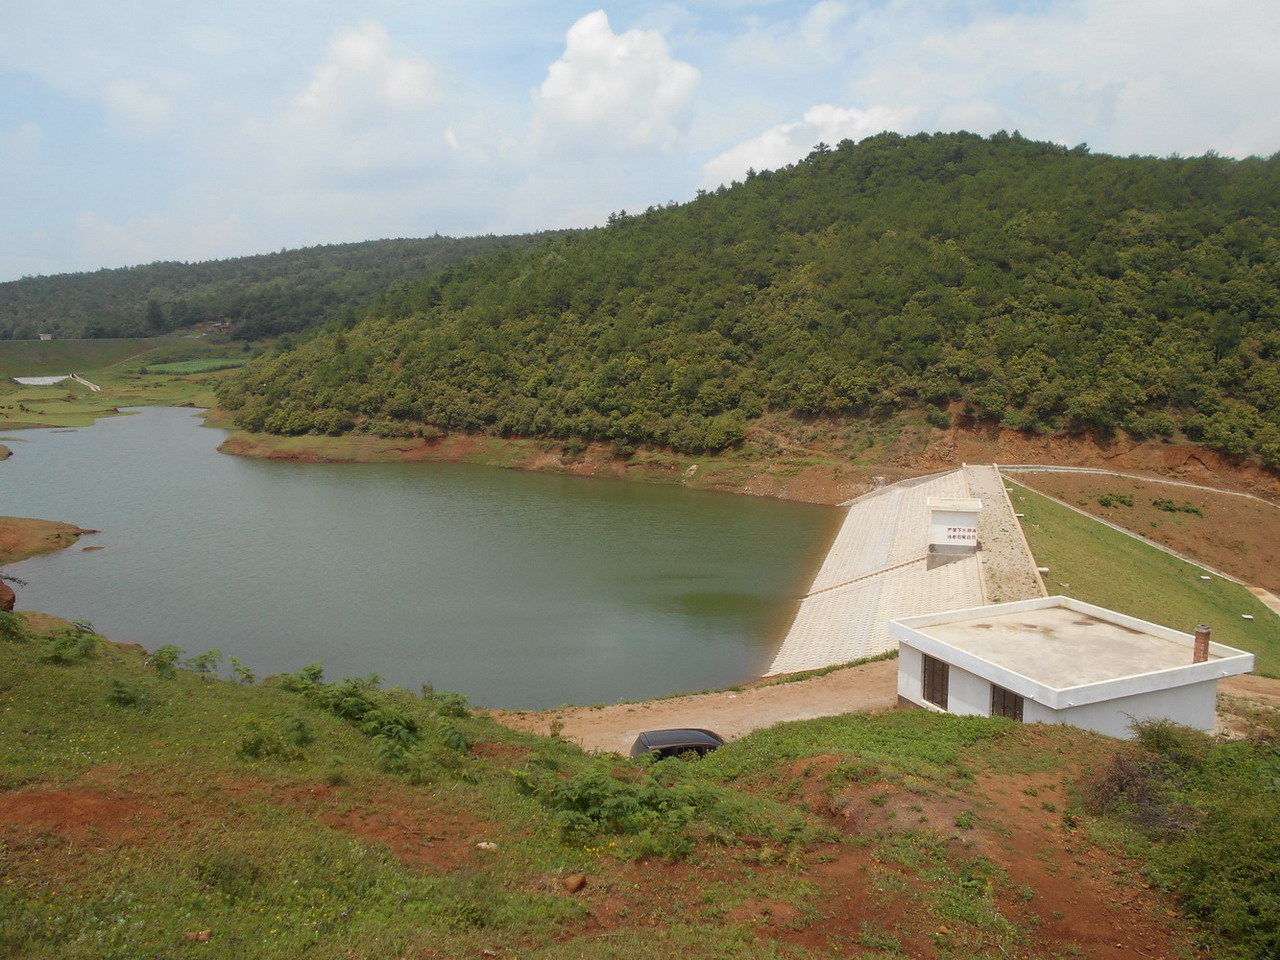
left=218, top=132, right=1280, bottom=464
left=0, top=234, right=562, bottom=341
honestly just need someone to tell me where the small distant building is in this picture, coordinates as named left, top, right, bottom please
left=927, top=496, right=981, bottom=556
left=38, top=333, right=53, bottom=341
left=890, top=596, right=1255, bottom=738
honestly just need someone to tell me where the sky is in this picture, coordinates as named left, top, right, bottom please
left=2, top=0, right=1278, bottom=282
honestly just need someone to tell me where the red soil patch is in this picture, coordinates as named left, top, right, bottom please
left=904, top=420, right=1280, bottom=501
left=0, top=515, right=94, bottom=565
left=979, top=771, right=1191, bottom=960
left=722, top=732, right=1202, bottom=960
left=0, top=787, right=163, bottom=843
left=319, top=800, right=485, bottom=873
left=469, top=740, right=531, bottom=763
left=1013, top=470, right=1280, bottom=595
left=219, top=778, right=494, bottom=874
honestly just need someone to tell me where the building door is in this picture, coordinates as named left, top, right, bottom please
left=990, top=684, right=1024, bottom=721
left=922, top=654, right=949, bottom=709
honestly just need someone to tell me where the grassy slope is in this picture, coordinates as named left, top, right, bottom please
left=12, top=616, right=1266, bottom=960
left=1, top=620, right=1195, bottom=960
left=0, top=340, right=160, bottom=377
left=1010, top=479, right=1280, bottom=675
left=0, top=336, right=247, bottom=430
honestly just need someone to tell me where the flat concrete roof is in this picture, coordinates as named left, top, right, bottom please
left=923, top=605, right=1214, bottom=688
left=891, top=596, right=1255, bottom=698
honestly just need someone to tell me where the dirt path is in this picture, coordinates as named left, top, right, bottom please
left=490, top=658, right=899, bottom=754
left=492, top=657, right=1280, bottom=753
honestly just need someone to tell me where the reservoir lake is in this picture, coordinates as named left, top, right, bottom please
left=2, top=408, right=839, bottom=709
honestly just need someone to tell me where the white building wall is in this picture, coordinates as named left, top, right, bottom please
left=898, top=640, right=1222, bottom=738
left=897, top=644, right=923, bottom=704
left=897, top=644, right=993, bottom=717
left=943, top=663, right=990, bottom=717
left=1022, top=682, right=1218, bottom=738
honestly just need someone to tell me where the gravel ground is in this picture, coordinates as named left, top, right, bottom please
left=966, top=464, right=1046, bottom=603
left=489, top=658, right=899, bottom=755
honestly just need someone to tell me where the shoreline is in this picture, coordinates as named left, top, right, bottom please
left=214, top=426, right=882, bottom=506
left=0, top=516, right=96, bottom=567
left=211, top=411, right=1280, bottom=508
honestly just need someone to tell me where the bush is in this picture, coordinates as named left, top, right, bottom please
left=107, top=679, right=154, bottom=712
left=192, top=852, right=262, bottom=901
left=237, top=714, right=313, bottom=761
left=1131, top=718, right=1213, bottom=771
left=280, top=666, right=435, bottom=772
left=424, top=689, right=470, bottom=718
left=926, top=405, right=952, bottom=429
left=148, top=644, right=184, bottom=678
left=185, top=648, right=223, bottom=677
left=0, top=611, right=29, bottom=643
left=1152, top=497, right=1202, bottom=516
left=38, top=628, right=97, bottom=664
left=1167, top=784, right=1280, bottom=960
left=1097, top=492, right=1134, bottom=508
left=511, top=761, right=752, bottom=859
left=1084, top=727, right=1280, bottom=960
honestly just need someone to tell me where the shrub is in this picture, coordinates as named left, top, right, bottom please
left=38, top=628, right=98, bottom=664
left=926, top=405, right=952, bottom=429
left=229, top=656, right=255, bottom=685
left=1097, top=493, right=1134, bottom=508
left=192, top=852, right=262, bottom=901
left=512, top=761, right=752, bottom=859
left=280, top=666, right=433, bottom=772
left=1165, top=782, right=1280, bottom=960
left=1131, top=718, right=1212, bottom=772
left=425, top=689, right=470, bottom=718
left=1077, top=750, right=1197, bottom=834
left=0, top=611, right=29, bottom=643
left=185, top=648, right=223, bottom=677
left=107, top=679, right=154, bottom=712
left=1085, top=729, right=1280, bottom=960
left=237, top=714, right=312, bottom=761
left=1152, top=497, right=1202, bottom=516
left=148, top=644, right=184, bottom=678
left=380, top=741, right=475, bottom=785
left=279, top=661, right=325, bottom=693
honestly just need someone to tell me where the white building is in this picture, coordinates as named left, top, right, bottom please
left=890, top=596, right=1255, bottom=738
left=926, top=496, right=981, bottom=555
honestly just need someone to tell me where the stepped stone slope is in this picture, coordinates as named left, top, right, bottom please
left=767, top=465, right=1045, bottom=674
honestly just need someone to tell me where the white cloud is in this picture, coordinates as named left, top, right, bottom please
left=72, top=209, right=251, bottom=270
left=294, top=21, right=439, bottom=120
left=848, top=0, right=1280, bottom=158
left=722, top=0, right=856, bottom=70
left=532, top=10, right=700, bottom=152
left=102, top=79, right=174, bottom=134
left=702, top=103, right=915, bottom=186
left=254, top=20, right=458, bottom=192
left=799, top=1, right=851, bottom=49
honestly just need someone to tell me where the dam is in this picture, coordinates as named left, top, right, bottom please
left=768, top=465, right=1043, bottom=674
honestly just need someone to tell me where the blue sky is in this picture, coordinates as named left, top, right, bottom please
left=2, top=0, right=1277, bottom=282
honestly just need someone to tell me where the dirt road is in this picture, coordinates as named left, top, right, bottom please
left=489, top=658, right=899, bottom=754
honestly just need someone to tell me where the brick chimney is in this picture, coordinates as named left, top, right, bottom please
left=1193, top=624, right=1211, bottom=664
